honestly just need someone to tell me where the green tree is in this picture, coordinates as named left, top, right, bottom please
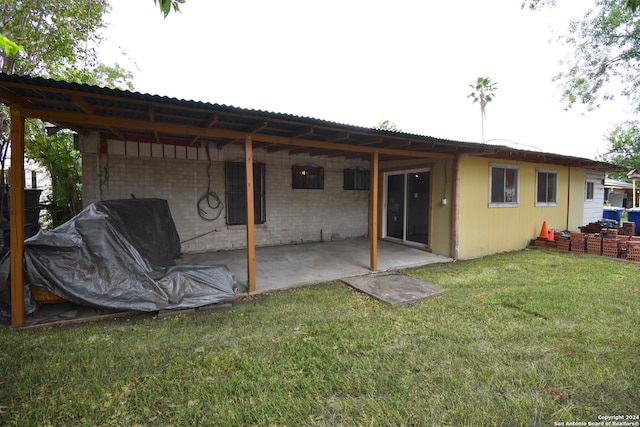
left=0, top=0, right=111, bottom=75
left=601, top=121, right=640, bottom=178
left=556, top=1, right=640, bottom=113
left=0, top=0, right=134, bottom=229
left=374, top=120, right=401, bottom=132
left=523, top=1, right=639, bottom=173
left=0, top=33, right=23, bottom=57
left=523, top=0, right=639, bottom=113
left=467, top=77, right=498, bottom=142
left=24, top=124, right=82, bottom=228
left=154, top=0, right=186, bottom=17
left=522, top=0, right=638, bottom=12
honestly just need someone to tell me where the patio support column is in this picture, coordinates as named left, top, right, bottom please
left=244, top=135, right=256, bottom=292
left=9, top=107, right=25, bottom=327
left=369, top=150, right=379, bottom=271
left=451, top=155, right=460, bottom=260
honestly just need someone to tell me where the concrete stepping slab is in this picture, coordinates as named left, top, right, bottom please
left=342, top=272, right=446, bottom=307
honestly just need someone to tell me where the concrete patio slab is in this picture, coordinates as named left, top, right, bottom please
left=178, top=237, right=454, bottom=293
left=342, top=272, right=446, bottom=307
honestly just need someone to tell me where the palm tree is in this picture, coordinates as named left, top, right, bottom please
left=468, top=77, right=498, bottom=142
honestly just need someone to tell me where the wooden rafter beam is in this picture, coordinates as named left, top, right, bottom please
left=1, top=81, right=459, bottom=154
left=353, top=136, right=383, bottom=146
left=190, top=113, right=219, bottom=146
left=0, top=91, right=77, bottom=112
left=380, top=139, right=412, bottom=148
left=108, top=127, right=126, bottom=140
left=217, top=120, right=269, bottom=149
left=250, top=120, right=269, bottom=133
left=290, top=126, right=314, bottom=138
left=322, top=131, right=349, bottom=142
left=147, top=105, right=161, bottom=144
left=71, top=94, right=94, bottom=115
left=0, top=87, right=24, bottom=107
left=204, top=113, right=219, bottom=128
left=0, top=82, right=424, bottom=149
left=16, top=107, right=455, bottom=159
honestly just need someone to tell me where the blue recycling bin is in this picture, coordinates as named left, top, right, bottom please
left=603, top=207, right=624, bottom=226
left=627, top=208, right=640, bottom=234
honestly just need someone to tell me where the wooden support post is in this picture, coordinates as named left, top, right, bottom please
left=369, top=150, right=379, bottom=271
left=451, top=155, right=460, bottom=260
left=9, top=108, right=25, bottom=327
left=244, top=136, right=256, bottom=292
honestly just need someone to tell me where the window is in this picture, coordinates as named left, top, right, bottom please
left=586, top=181, right=595, bottom=200
left=225, top=162, right=266, bottom=225
left=489, top=164, right=519, bottom=206
left=536, top=169, right=558, bottom=205
left=343, top=169, right=370, bottom=190
left=292, top=166, right=324, bottom=189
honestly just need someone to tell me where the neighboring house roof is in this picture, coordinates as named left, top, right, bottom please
left=605, top=178, right=634, bottom=190
left=0, top=73, right=624, bottom=170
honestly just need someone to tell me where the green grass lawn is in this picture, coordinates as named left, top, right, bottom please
left=1, top=249, right=638, bottom=426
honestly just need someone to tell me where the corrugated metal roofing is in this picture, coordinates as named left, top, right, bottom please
left=0, top=73, right=623, bottom=170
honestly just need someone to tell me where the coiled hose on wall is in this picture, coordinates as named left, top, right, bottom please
left=197, top=144, right=223, bottom=221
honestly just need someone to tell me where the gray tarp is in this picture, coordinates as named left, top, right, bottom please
left=0, top=198, right=234, bottom=321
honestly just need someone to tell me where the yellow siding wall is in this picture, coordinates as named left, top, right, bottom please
left=431, top=159, right=453, bottom=256
left=567, top=167, right=586, bottom=231
left=379, top=158, right=453, bottom=257
left=457, top=155, right=571, bottom=259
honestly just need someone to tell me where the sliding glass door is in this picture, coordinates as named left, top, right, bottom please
left=384, top=169, right=430, bottom=246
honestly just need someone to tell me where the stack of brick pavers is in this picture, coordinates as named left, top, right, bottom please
left=557, top=236, right=571, bottom=251
left=534, top=236, right=549, bottom=248
left=617, top=222, right=635, bottom=259
left=627, top=237, right=640, bottom=261
left=620, top=221, right=636, bottom=236
left=587, top=233, right=603, bottom=255
left=601, top=228, right=621, bottom=258
left=539, top=222, right=640, bottom=261
left=569, top=232, right=587, bottom=254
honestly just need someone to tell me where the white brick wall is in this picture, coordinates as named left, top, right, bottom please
left=81, top=137, right=370, bottom=253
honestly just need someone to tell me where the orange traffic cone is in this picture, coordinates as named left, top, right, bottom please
left=539, top=221, right=549, bottom=238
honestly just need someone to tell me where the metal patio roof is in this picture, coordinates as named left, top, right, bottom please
left=0, top=73, right=623, bottom=170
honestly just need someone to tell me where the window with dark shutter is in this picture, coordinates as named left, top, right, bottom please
left=292, top=166, right=324, bottom=189
left=343, top=169, right=370, bottom=190
left=225, top=162, right=266, bottom=225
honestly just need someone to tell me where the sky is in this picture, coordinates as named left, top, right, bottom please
left=97, top=0, right=636, bottom=160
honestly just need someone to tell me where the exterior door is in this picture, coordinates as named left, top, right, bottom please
left=384, top=170, right=430, bottom=246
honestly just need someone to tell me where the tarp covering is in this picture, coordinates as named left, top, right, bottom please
left=0, top=198, right=234, bottom=321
